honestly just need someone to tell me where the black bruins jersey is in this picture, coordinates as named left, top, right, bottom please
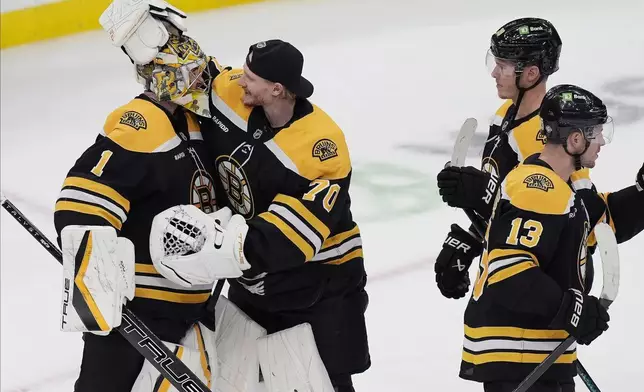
left=203, top=65, right=364, bottom=312
left=54, top=94, right=219, bottom=341
left=461, top=155, right=596, bottom=383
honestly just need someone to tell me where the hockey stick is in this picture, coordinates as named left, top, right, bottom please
left=447, top=118, right=488, bottom=239
left=1, top=193, right=213, bottom=392
left=512, top=223, right=619, bottom=392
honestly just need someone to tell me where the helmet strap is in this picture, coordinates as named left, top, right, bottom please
left=511, top=72, right=544, bottom=123
left=562, top=138, right=591, bottom=171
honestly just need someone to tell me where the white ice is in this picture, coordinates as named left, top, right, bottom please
left=2, top=0, right=643, bottom=390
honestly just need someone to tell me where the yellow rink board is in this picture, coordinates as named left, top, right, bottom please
left=1, top=0, right=266, bottom=49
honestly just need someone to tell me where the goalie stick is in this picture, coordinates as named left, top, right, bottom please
left=512, top=223, right=619, bottom=392
left=448, top=118, right=604, bottom=390
left=0, top=193, right=213, bottom=392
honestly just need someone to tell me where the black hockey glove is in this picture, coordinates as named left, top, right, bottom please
left=553, top=288, right=610, bottom=345
left=437, top=166, right=496, bottom=217
left=636, top=162, right=644, bottom=192
left=435, top=224, right=483, bottom=299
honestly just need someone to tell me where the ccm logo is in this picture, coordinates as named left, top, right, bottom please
left=445, top=237, right=472, bottom=253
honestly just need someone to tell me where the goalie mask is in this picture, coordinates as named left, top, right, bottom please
left=136, top=34, right=212, bottom=117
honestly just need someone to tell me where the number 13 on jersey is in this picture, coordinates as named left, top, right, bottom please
left=472, top=217, right=544, bottom=300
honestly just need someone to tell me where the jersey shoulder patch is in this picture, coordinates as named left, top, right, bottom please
left=502, top=163, right=574, bottom=216
left=268, top=104, right=351, bottom=181
left=103, top=98, right=178, bottom=153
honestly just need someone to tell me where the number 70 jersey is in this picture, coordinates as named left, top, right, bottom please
left=203, top=67, right=365, bottom=309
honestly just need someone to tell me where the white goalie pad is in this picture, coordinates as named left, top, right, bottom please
left=60, top=226, right=135, bottom=335
left=213, top=295, right=267, bottom=392
left=131, top=322, right=217, bottom=392
left=257, top=323, right=334, bottom=392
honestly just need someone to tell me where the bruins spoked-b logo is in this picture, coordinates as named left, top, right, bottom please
left=119, top=111, right=147, bottom=130
left=216, top=156, right=254, bottom=219
left=524, top=173, right=555, bottom=192
left=190, top=170, right=217, bottom=214
left=312, top=139, right=338, bottom=161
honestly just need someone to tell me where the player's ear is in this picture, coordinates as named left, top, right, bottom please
left=525, top=65, right=541, bottom=84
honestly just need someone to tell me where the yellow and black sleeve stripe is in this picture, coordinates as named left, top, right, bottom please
left=55, top=176, right=130, bottom=230
left=257, top=193, right=331, bottom=261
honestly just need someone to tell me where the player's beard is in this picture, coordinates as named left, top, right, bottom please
left=242, top=89, right=264, bottom=107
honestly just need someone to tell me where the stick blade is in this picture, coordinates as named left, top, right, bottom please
left=450, top=118, right=478, bottom=167
left=593, top=222, right=620, bottom=307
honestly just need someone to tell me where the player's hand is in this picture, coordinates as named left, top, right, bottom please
left=555, top=289, right=610, bottom=345
left=437, top=166, right=493, bottom=215
left=435, top=224, right=483, bottom=299
left=636, top=162, right=644, bottom=192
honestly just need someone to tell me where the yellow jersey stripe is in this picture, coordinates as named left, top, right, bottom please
left=462, top=351, right=577, bottom=365
left=274, top=194, right=331, bottom=239
left=134, top=288, right=210, bottom=304
left=322, top=225, right=360, bottom=250
left=323, top=248, right=363, bottom=265
left=74, top=232, right=110, bottom=331
left=135, top=263, right=160, bottom=275
left=488, top=248, right=539, bottom=266
left=258, top=211, right=315, bottom=261
left=55, top=200, right=122, bottom=230
left=488, top=261, right=536, bottom=285
left=63, top=176, right=130, bottom=212
left=465, top=325, right=570, bottom=340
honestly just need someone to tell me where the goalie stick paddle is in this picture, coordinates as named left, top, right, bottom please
left=512, top=223, right=619, bottom=392
left=447, top=118, right=487, bottom=239
left=1, top=194, right=213, bottom=392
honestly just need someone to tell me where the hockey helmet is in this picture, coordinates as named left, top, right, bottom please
left=136, top=34, right=212, bottom=117
left=540, top=84, right=613, bottom=145
left=487, top=17, right=562, bottom=76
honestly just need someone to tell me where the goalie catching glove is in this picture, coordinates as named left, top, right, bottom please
left=150, top=205, right=251, bottom=288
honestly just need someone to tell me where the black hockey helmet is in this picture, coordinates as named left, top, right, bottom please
left=489, top=18, right=562, bottom=76
left=540, top=84, right=612, bottom=144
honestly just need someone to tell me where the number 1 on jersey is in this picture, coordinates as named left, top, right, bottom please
left=91, top=150, right=113, bottom=177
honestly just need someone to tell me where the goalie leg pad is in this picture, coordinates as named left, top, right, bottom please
left=257, top=323, right=334, bottom=392
left=61, top=225, right=135, bottom=335
left=214, top=295, right=267, bottom=392
left=130, top=322, right=217, bottom=392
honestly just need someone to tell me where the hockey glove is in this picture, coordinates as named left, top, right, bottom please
left=150, top=205, right=251, bottom=288
left=554, top=288, right=610, bottom=345
left=437, top=166, right=496, bottom=218
left=435, top=224, right=483, bottom=299
left=636, top=162, right=644, bottom=192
